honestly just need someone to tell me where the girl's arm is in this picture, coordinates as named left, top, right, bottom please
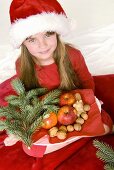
left=67, top=46, right=95, bottom=91
left=74, top=50, right=95, bottom=91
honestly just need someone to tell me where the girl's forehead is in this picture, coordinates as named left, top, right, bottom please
left=27, top=31, right=56, bottom=39
left=29, top=32, right=51, bottom=38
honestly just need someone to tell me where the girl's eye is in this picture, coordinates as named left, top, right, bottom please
left=45, top=31, right=55, bottom=37
left=28, top=38, right=35, bottom=42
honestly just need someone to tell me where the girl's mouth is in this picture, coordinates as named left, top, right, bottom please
left=39, top=49, right=50, bottom=54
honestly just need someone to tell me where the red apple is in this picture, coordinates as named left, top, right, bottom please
left=59, top=92, right=76, bottom=106
left=57, top=106, right=77, bottom=125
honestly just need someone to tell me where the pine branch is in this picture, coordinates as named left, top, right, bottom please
left=93, top=140, right=114, bottom=170
left=29, top=116, right=43, bottom=135
left=8, top=129, right=26, bottom=143
left=104, top=163, right=114, bottom=170
left=6, top=98, right=21, bottom=106
left=43, top=104, right=60, bottom=113
left=6, top=120, right=22, bottom=131
left=49, top=98, right=60, bottom=104
left=93, top=140, right=114, bottom=161
left=96, top=150, right=114, bottom=163
left=0, top=120, right=8, bottom=131
left=21, top=135, right=33, bottom=147
left=0, top=111, right=14, bottom=120
left=18, top=101, right=31, bottom=119
left=0, top=119, right=22, bottom=132
left=0, top=78, right=62, bottom=147
left=5, top=95, right=19, bottom=101
left=25, top=88, right=48, bottom=100
left=0, top=105, right=23, bottom=120
left=31, top=96, right=40, bottom=105
left=25, top=103, right=43, bottom=124
left=41, top=89, right=61, bottom=105
left=11, top=78, right=25, bottom=95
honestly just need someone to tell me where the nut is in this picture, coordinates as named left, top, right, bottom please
left=83, top=104, right=90, bottom=111
left=76, top=117, right=84, bottom=124
left=56, top=130, right=67, bottom=140
left=67, top=125, right=74, bottom=132
left=75, top=93, right=82, bottom=101
left=59, top=125, right=67, bottom=132
left=74, top=123, right=82, bottom=131
left=81, top=112, right=88, bottom=120
left=48, top=127, right=58, bottom=137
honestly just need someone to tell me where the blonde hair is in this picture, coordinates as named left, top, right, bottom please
left=16, top=34, right=81, bottom=90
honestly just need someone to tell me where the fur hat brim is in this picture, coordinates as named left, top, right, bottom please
left=9, top=12, right=75, bottom=49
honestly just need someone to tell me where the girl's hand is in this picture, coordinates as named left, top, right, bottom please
left=103, top=124, right=110, bottom=135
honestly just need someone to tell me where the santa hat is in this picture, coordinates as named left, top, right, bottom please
left=9, top=0, right=76, bottom=49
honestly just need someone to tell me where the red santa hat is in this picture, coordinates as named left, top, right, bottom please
left=9, top=0, right=76, bottom=49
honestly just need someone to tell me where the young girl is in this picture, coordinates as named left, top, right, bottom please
left=11, top=0, right=112, bottom=133
left=0, top=0, right=113, bottom=169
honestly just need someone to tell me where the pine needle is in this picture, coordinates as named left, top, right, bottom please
left=104, top=163, right=114, bottom=170
left=41, top=89, right=61, bottom=105
left=93, top=139, right=114, bottom=170
left=25, top=88, right=48, bottom=100
left=11, top=78, right=25, bottom=95
left=5, top=95, right=19, bottom=101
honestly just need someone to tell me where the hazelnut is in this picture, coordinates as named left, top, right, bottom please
left=74, top=123, right=82, bottom=131
left=76, top=117, right=84, bottom=124
left=48, top=127, right=58, bottom=137
left=67, top=125, right=74, bottom=132
left=56, top=130, right=67, bottom=140
left=83, top=104, right=91, bottom=111
left=75, top=93, right=82, bottom=101
left=81, top=112, right=88, bottom=120
left=59, top=125, right=67, bottom=132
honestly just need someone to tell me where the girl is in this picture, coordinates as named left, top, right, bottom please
left=0, top=0, right=113, bottom=170
left=11, top=0, right=111, bottom=134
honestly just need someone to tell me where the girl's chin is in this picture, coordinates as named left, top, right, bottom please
left=34, top=54, right=54, bottom=64
left=36, top=55, right=52, bottom=60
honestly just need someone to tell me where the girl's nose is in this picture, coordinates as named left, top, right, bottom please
left=38, top=37, right=47, bottom=48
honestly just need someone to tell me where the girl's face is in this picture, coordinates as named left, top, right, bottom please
left=23, top=31, right=57, bottom=65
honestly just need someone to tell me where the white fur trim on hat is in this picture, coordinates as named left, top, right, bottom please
left=9, top=12, right=75, bottom=49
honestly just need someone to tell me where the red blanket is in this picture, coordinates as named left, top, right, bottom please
left=0, top=75, right=114, bottom=170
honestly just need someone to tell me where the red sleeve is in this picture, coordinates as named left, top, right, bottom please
left=67, top=46, right=95, bottom=91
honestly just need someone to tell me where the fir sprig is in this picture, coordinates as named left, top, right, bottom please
left=93, top=139, right=114, bottom=170
left=41, top=89, right=61, bottom=105
left=25, top=88, right=48, bottom=100
left=11, top=78, right=25, bottom=95
left=0, top=78, right=62, bottom=147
